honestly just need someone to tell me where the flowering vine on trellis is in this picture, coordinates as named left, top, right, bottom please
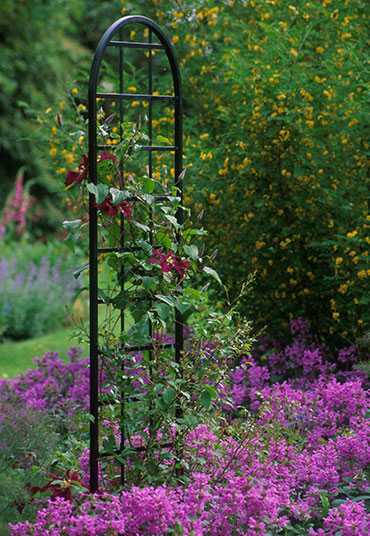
left=61, top=16, right=225, bottom=492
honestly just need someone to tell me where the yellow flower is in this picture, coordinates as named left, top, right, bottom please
left=290, top=48, right=299, bottom=57
left=335, top=257, right=343, bottom=265
left=332, top=312, right=340, bottom=321
left=50, top=147, right=57, bottom=156
left=72, top=88, right=78, bottom=95
left=172, top=35, right=179, bottom=44
left=316, top=46, right=324, bottom=54
left=338, top=284, right=348, bottom=294
left=45, top=107, right=52, bottom=114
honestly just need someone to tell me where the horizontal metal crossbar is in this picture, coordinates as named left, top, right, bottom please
left=96, top=144, right=176, bottom=152
left=141, top=145, right=176, bottom=152
left=97, top=342, right=174, bottom=356
left=126, top=342, right=174, bottom=352
left=99, top=441, right=174, bottom=456
left=97, top=295, right=149, bottom=305
left=96, top=92, right=175, bottom=101
left=109, top=40, right=164, bottom=50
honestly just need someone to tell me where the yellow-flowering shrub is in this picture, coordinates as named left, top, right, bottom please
left=143, top=0, right=370, bottom=348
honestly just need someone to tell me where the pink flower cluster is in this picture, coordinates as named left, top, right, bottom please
left=0, top=171, right=32, bottom=237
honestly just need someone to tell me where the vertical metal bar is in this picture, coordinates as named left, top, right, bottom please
left=119, top=27, right=125, bottom=487
left=148, top=27, right=154, bottom=444
left=88, top=73, right=99, bottom=494
left=174, top=37, right=184, bottom=386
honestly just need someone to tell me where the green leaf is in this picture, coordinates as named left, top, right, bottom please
left=200, top=390, right=212, bottom=410
left=62, top=219, right=83, bottom=252
left=164, top=214, right=179, bottom=229
left=142, top=276, right=155, bottom=290
left=73, top=262, right=89, bottom=279
left=98, top=288, right=110, bottom=304
left=155, top=232, right=172, bottom=249
left=155, top=295, right=176, bottom=307
left=111, top=291, right=129, bottom=310
left=110, top=187, right=130, bottom=205
left=162, top=387, right=176, bottom=406
left=183, top=244, right=199, bottom=260
left=203, top=266, right=222, bottom=285
left=63, top=219, right=81, bottom=232
left=87, top=182, right=109, bottom=204
left=183, top=287, right=202, bottom=301
left=156, top=135, right=170, bottom=144
left=155, top=302, right=171, bottom=321
left=132, top=221, right=150, bottom=232
left=143, top=177, right=155, bottom=194
left=203, top=384, right=218, bottom=399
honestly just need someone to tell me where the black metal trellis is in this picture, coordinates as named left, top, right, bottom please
left=88, top=16, right=183, bottom=493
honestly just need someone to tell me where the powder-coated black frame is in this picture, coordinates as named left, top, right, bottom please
left=88, top=15, right=183, bottom=493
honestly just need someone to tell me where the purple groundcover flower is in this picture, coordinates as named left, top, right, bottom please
left=5, top=319, right=370, bottom=535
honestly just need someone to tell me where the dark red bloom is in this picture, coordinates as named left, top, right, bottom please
left=98, top=152, right=116, bottom=164
left=65, top=153, right=115, bottom=187
left=148, top=249, right=189, bottom=281
left=30, top=469, right=89, bottom=502
left=65, top=154, right=89, bottom=186
left=95, top=197, right=132, bottom=218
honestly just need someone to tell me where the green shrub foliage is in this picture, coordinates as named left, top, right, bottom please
left=16, top=0, right=369, bottom=347
left=140, top=0, right=370, bottom=348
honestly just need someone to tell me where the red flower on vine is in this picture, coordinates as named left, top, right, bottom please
left=30, top=470, right=89, bottom=502
left=95, top=197, right=132, bottom=217
left=65, top=154, right=89, bottom=186
left=148, top=249, right=189, bottom=281
left=98, top=152, right=116, bottom=164
left=65, top=152, right=115, bottom=186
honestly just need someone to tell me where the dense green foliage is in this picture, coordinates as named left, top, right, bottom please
left=141, top=0, right=370, bottom=348
left=0, top=0, right=89, bottom=235
left=1, top=0, right=369, bottom=349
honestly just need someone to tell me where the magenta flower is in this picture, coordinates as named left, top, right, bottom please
left=65, top=154, right=89, bottom=186
left=95, top=197, right=132, bottom=217
left=148, top=249, right=189, bottom=281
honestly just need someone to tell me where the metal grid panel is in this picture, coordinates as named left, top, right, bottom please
left=88, top=16, right=183, bottom=492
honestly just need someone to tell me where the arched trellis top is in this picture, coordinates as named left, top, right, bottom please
left=88, top=15, right=183, bottom=189
left=87, top=16, right=184, bottom=492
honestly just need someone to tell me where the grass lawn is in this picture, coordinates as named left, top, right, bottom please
left=0, top=326, right=89, bottom=379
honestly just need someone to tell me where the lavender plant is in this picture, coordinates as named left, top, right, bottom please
left=0, top=242, right=80, bottom=339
